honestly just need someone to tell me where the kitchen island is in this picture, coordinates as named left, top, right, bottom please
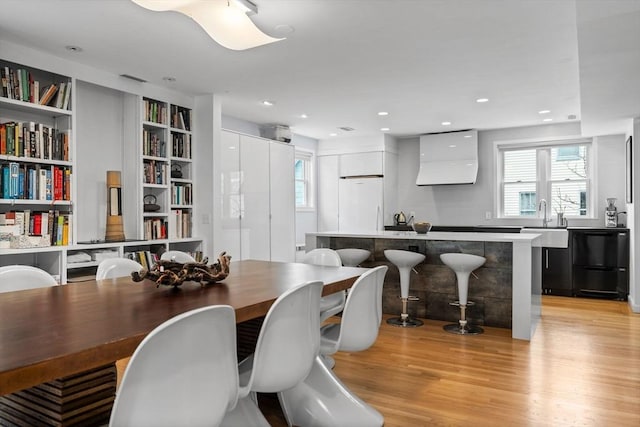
left=306, top=230, right=541, bottom=340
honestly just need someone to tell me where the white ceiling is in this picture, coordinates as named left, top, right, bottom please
left=0, top=0, right=638, bottom=140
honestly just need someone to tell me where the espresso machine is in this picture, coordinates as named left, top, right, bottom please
left=605, top=198, right=618, bottom=228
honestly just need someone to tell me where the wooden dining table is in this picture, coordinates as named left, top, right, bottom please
left=0, top=259, right=365, bottom=426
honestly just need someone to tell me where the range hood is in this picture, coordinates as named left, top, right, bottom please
left=416, top=130, right=478, bottom=185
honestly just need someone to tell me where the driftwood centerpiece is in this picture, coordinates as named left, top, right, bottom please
left=132, top=251, right=231, bottom=288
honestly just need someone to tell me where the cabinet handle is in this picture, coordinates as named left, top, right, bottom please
left=545, top=249, right=549, bottom=269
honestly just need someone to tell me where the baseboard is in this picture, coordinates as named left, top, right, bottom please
left=628, top=294, right=640, bottom=313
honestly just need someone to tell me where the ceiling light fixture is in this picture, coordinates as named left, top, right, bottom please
left=65, top=45, right=83, bottom=53
left=131, top=0, right=284, bottom=51
left=442, top=121, right=451, bottom=126
left=538, top=110, right=551, bottom=114
left=329, top=133, right=337, bottom=137
left=378, top=111, right=389, bottom=116
left=300, top=114, right=308, bottom=119
left=381, top=127, right=390, bottom=131
left=543, top=118, right=553, bottom=122
left=262, top=100, right=274, bottom=106
left=476, top=98, right=489, bottom=103
left=449, top=144, right=457, bottom=148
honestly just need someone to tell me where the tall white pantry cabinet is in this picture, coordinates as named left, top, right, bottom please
left=219, top=129, right=295, bottom=263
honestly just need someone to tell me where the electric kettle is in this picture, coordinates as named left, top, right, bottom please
left=394, top=211, right=407, bottom=225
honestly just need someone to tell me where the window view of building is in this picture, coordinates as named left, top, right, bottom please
left=500, top=142, right=591, bottom=218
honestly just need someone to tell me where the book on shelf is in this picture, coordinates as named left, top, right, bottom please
left=39, top=83, right=58, bottom=106
left=1, top=64, right=71, bottom=109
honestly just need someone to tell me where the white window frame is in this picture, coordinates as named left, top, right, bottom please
left=294, top=149, right=315, bottom=212
left=495, top=136, right=595, bottom=219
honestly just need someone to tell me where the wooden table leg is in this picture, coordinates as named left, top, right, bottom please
left=0, top=364, right=116, bottom=426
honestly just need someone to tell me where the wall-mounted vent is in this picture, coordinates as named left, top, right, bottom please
left=338, top=126, right=355, bottom=132
left=119, top=74, right=147, bottom=83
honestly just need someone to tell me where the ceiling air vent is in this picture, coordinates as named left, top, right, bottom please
left=338, top=126, right=355, bottom=132
left=119, top=74, right=147, bottom=83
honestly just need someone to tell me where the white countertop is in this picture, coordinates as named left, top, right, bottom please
left=308, top=230, right=540, bottom=244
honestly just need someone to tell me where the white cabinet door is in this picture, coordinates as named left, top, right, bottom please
left=270, top=142, right=295, bottom=262
left=239, top=135, right=270, bottom=261
left=338, top=177, right=383, bottom=232
left=317, top=155, right=339, bottom=231
left=339, top=152, right=383, bottom=177
left=220, top=130, right=241, bottom=260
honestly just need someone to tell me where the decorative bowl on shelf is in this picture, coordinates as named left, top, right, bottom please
left=412, top=222, right=432, bottom=234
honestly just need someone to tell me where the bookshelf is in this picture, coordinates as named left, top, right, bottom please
left=169, top=104, right=193, bottom=241
left=0, top=59, right=74, bottom=258
left=141, top=97, right=169, bottom=242
left=138, top=99, right=193, bottom=242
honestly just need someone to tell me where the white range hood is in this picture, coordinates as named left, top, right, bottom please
left=416, top=130, right=479, bottom=185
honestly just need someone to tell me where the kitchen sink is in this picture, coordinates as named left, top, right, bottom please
left=520, top=228, right=569, bottom=248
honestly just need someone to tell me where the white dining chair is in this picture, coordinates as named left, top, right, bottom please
left=302, top=248, right=346, bottom=322
left=109, top=305, right=239, bottom=427
left=0, top=265, right=58, bottom=293
left=279, top=266, right=388, bottom=427
left=160, top=250, right=196, bottom=263
left=220, top=280, right=324, bottom=426
left=96, top=258, right=144, bottom=280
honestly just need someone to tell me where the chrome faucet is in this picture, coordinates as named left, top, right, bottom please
left=538, top=199, right=551, bottom=228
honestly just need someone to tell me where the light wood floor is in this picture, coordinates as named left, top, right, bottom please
left=118, top=296, right=640, bottom=426
left=264, top=296, right=640, bottom=426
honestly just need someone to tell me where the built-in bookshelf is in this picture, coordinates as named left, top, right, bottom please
left=141, top=97, right=169, bottom=242
left=139, top=99, right=193, bottom=241
left=169, top=104, right=193, bottom=240
left=0, top=59, right=74, bottom=252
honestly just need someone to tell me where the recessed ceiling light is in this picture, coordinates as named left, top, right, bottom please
left=65, top=45, right=83, bottom=52
left=378, top=111, right=389, bottom=116
left=162, top=76, right=176, bottom=82
left=543, top=118, right=553, bottom=122
left=329, top=133, right=337, bottom=137
left=442, top=121, right=451, bottom=126
left=300, top=114, right=308, bottom=119
left=538, top=110, right=551, bottom=114
left=380, top=127, right=390, bottom=131
left=449, top=144, right=457, bottom=148
left=262, top=100, right=274, bottom=106
left=476, top=98, right=489, bottom=103
left=464, top=134, right=472, bottom=138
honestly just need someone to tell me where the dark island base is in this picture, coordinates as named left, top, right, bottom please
left=322, top=237, right=514, bottom=329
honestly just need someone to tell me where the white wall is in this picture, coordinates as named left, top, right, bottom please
left=395, top=122, right=628, bottom=227
left=75, top=81, right=126, bottom=242
left=629, top=117, right=639, bottom=312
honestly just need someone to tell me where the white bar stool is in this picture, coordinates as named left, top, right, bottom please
left=440, top=253, right=486, bottom=335
left=336, top=248, right=371, bottom=267
left=384, top=249, right=425, bottom=327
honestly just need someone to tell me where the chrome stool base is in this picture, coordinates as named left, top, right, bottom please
left=387, top=316, right=424, bottom=328
left=443, top=323, right=484, bottom=335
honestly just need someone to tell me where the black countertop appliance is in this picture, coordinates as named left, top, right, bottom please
left=571, top=228, right=629, bottom=300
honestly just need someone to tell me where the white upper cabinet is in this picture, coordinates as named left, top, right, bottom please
left=339, top=152, right=383, bottom=177
left=269, top=141, right=295, bottom=262
left=317, top=155, right=339, bottom=232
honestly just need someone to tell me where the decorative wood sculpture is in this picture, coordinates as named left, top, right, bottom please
left=105, top=171, right=125, bottom=242
left=132, top=251, right=231, bottom=288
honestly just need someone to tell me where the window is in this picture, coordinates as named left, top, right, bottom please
left=519, top=192, right=537, bottom=216
left=294, top=150, right=314, bottom=210
left=498, top=141, right=592, bottom=218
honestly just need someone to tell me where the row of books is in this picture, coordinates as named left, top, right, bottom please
left=169, top=209, right=192, bottom=239
left=143, top=98, right=167, bottom=124
left=1, top=66, right=71, bottom=110
left=171, top=183, right=192, bottom=205
left=1, top=121, right=70, bottom=161
left=171, top=132, right=191, bottom=159
left=143, top=160, right=167, bottom=185
left=143, top=218, right=168, bottom=240
left=125, top=250, right=158, bottom=270
left=142, top=130, right=165, bottom=157
left=0, top=209, right=72, bottom=246
left=1, top=162, right=71, bottom=201
left=170, top=105, right=192, bottom=131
